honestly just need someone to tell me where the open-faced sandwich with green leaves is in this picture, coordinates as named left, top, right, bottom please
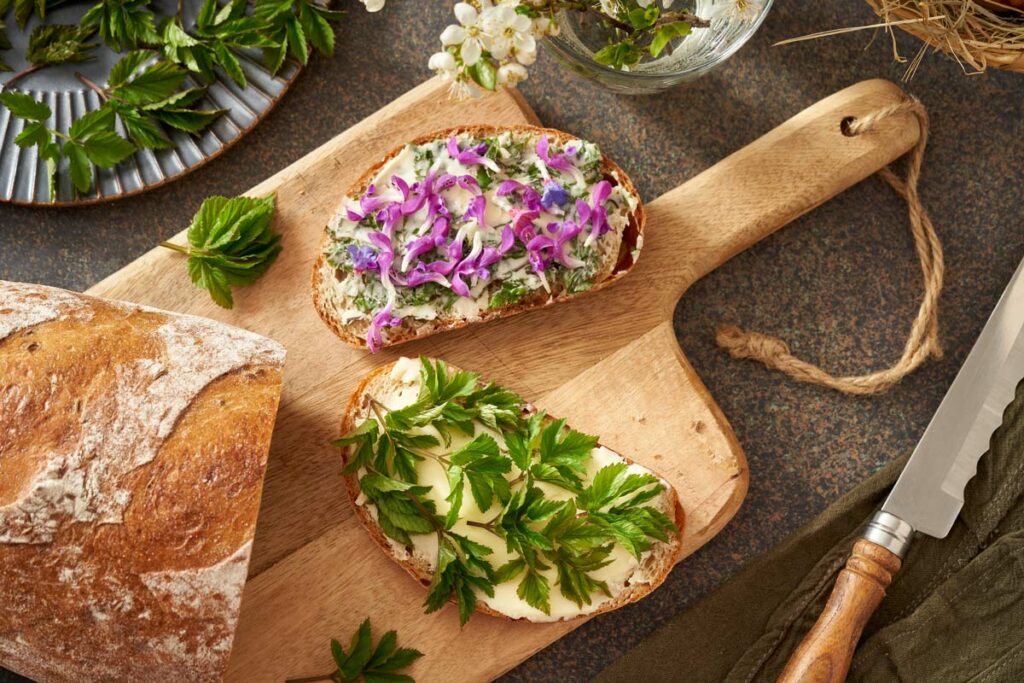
left=312, top=125, right=644, bottom=352
left=335, top=357, right=684, bottom=624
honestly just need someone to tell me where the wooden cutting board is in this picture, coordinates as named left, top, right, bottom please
left=87, top=77, right=920, bottom=682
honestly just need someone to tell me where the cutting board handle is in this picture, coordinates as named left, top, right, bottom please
left=639, top=79, right=922, bottom=314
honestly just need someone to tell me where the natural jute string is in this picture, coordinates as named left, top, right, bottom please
left=715, top=98, right=944, bottom=395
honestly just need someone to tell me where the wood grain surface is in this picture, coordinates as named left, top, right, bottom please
left=85, top=76, right=920, bottom=682
left=777, top=539, right=902, bottom=683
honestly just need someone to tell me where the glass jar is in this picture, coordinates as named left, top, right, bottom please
left=542, top=0, right=773, bottom=95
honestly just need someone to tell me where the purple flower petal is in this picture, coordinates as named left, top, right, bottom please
left=541, top=181, right=570, bottom=209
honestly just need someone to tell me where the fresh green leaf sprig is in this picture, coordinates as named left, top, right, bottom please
left=335, top=358, right=678, bottom=625
left=159, top=193, right=282, bottom=308
left=0, top=90, right=135, bottom=198
left=286, top=618, right=423, bottom=683
left=0, top=0, right=352, bottom=199
left=0, top=50, right=224, bottom=198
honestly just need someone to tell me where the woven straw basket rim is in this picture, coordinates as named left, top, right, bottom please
left=866, top=0, right=1024, bottom=73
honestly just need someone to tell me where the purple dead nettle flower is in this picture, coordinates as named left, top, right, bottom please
left=404, top=262, right=452, bottom=288
left=536, top=136, right=574, bottom=174
left=364, top=231, right=400, bottom=353
left=367, top=305, right=401, bottom=353
left=580, top=180, right=613, bottom=247
left=347, top=245, right=378, bottom=272
left=464, top=194, right=488, bottom=229
left=527, top=221, right=585, bottom=270
left=392, top=175, right=428, bottom=216
left=400, top=216, right=450, bottom=272
left=447, top=137, right=500, bottom=172
left=346, top=184, right=392, bottom=222
left=497, top=179, right=542, bottom=212
left=540, top=181, right=569, bottom=209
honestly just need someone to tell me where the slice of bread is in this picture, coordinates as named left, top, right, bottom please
left=312, top=125, right=645, bottom=351
left=338, top=358, right=685, bottom=623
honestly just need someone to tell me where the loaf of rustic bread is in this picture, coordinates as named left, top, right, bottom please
left=0, top=281, right=286, bottom=682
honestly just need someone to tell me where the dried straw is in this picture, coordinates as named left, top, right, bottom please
left=866, top=0, right=1024, bottom=78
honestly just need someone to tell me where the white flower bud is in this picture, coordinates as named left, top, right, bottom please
left=428, top=51, right=457, bottom=75
left=497, top=62, right=528, bottom=86
left=360, top=0, right=385, bottom=10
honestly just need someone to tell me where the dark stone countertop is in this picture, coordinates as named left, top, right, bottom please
left=2, top=1, right=1024, bottom=681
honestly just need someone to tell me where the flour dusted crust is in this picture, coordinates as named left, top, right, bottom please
left=0, top=281, right=286, bottom=682
left=338, top=362, right=685, bottom=623
left=311, top=124, right=646, bottom=350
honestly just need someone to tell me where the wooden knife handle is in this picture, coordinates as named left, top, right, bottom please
left=777, top=539, right=902, bottom=683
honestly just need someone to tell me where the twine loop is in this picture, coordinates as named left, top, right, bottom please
left=716, top=97, right=944, bottom=396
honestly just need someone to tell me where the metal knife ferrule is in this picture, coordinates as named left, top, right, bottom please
left=864, top=510, right=915, bottom=558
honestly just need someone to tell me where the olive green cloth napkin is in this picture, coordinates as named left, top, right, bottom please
left=597, top=381, right=1024, bottom=683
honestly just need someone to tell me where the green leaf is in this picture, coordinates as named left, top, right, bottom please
left=68, top=106, right=116, bottom=140
left=366, top=630, right=397, bottom=670
left=14, top=0, right=44, bottom=31
left=169, top=194, right=282, bottom=306
left=493, top=558, right=526, bottom=583
left=78, top=130, right=135, bottom=167
left=443, top=465, right=463, bottom=530
left=330, top=639, right=348, bottom=669
left=187, top=257, right=233, bottom=308
left=516, top=568, right=550, bottom=615
left=649, top=21, right=692, bottom=58
left=285, top=14, right=307, bottom=64
left=339, top=619, right=373, bottom=680
left=0, top=91, right=51, bottom=122
left=323, top=621, right=421, bottom=683
left=112, top=60, right=187, bottom=105
left=108, top=49, right=156, bottom=88
left=212, top=42, right=245, bottom=87
left=14, top=121, right=49, bottom=147
left=26, top=24, right=98, bottom=66
left=300, top=1, right=334, bottom=55
left=449, top=433, right=500, bottom=465
left=64, top=142, right=94, bottom=194
left=469, top=58, right=497, bottom=91
left=117, top=107, right=173, bottom=149
left=81, top=0, right=158, bottom=50
left=149, top=106, right=225, bottom=134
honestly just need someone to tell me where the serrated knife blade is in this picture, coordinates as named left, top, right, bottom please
left=869, top=254, right=1024, bottom=549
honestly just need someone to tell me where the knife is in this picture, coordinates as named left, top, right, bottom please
left=777, top=254, right=1024, bottom=683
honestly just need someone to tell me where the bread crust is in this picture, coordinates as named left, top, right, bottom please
left=0, top=281, right=285, bottom=682
left=338, top=361, right=685, bottom=623
left=311, top=124, right=646, bottom=350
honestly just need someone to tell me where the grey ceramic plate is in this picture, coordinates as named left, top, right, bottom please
left=0, top=0, right=301, bottom=206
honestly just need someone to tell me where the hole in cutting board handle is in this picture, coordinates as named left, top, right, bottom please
left=840, top=115, right=858, bottom=137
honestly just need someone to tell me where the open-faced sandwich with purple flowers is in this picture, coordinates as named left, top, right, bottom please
left=311, top=125, right=645, bottom=351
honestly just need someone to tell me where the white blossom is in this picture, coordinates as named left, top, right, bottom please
left=359, top=0, right=385, bottom=11
left=479, top=5, right=533, bottom=60
left=707, top=0, right=764, bottom=21
left=440, top=3, right=488, bottom=66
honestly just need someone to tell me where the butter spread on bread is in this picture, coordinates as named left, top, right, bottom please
left=338, top=357, right=684, bottom=623
left=313, top=125, right=644, bottom=351
left=0, top=281, right=285, bottom=682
